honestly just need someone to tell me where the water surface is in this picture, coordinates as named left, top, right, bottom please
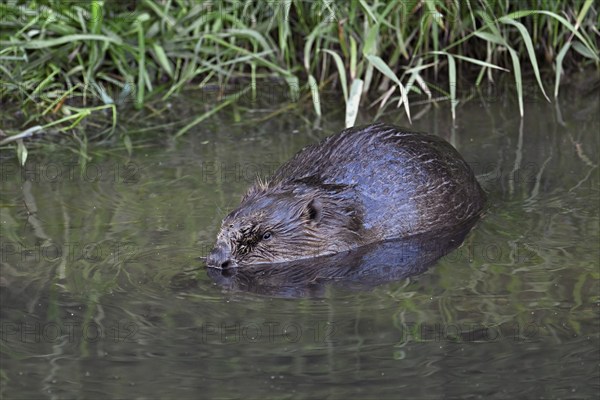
left=1, top=84, right=598, bottom=399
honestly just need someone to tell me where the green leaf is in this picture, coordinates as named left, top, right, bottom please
left=123, top=135, right=132, bottom=156
left=0, top=126, right=43, bottom=146
left=503, top=10, right=598, bottom=61
left=308, top=75, right=321, bottom=117
left=554, top=42, right=571, bottom=98
left=224, top=29, right=273, bottom=52
left=358, top=0, right=377, bottom=23
left=286, top=75, right=300, bottom=102
left=571, top=40, right=598, bottom=60
left=365, top=55, right=411, bottom=123
left=92, top=82, right=114, bottom=105
left=350, top=36, right=358, bottom=79
left=320, top=49, right=348, bottom=102
left=507, top=46, right=523, bottom=117
left=474, top=30, right=524, bottom=116
left=303, top=23, right=327, bottom=71
left=136, top=12, right=151, bottom=23
left=425, top=0, right=445, bottom=30
left=136, top=19, right=146, bottom=109
left=431, top=51, right=457, bottom=120
left=473, top=31, right=505, bottom=46
left=575, top=0, right=594, bottom=29
left=362, top=24, right=379, bottom=56
left=404, top=58, right=432, bottom=98
left=5, top=34, right=123, bottom=49
left=204, top=34, right=288, bottom=75
left=476, top=10, right=503, bottom=37
left=499, top=17, right=549, bottom=102
left=447, top=53, right=457, bottom=121
left=152, top=43, right=174, bottom=78
left=141, top=0, right=176, bottom=26
left=346, top=79, right=363, bottom=128
left=450, top=54, right=509, bottom=71
left=16, top=139, right=28, bottom=167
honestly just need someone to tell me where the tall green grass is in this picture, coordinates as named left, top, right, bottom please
left=0, top=0, right=598, bottom=161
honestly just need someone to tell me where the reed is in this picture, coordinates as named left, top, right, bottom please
left=1, top=0, right=598, bottom=160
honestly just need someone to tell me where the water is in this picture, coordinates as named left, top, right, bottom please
left=1, top=83, right=598, bottom=399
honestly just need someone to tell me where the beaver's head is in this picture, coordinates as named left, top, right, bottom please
left=207, top=182, right=363, bottom=268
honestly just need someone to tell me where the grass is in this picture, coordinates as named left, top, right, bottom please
left=0, top=0, right=598, bottom=162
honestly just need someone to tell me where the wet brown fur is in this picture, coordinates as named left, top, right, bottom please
left=208, top=123, right=485, bottom=267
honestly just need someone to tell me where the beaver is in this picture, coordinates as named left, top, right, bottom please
left=206, top=219, right=479, bottom=297
left=207, top=123, right=485, bottom=268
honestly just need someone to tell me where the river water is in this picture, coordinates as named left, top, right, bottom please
left=1, top=82, right=598, bottom=399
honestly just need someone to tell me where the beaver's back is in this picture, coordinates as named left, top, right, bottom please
left=270, top=123, right=485, bottom=239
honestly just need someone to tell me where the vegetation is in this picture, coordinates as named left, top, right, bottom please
left=0, top=0, right=598, bottom=161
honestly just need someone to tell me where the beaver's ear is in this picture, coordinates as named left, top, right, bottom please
left=303, top=198, right=323, bottom=224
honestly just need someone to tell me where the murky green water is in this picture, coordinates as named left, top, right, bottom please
left=1, top=84, right=598, bottom=399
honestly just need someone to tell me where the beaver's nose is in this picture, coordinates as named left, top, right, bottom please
left=207, top=244, right=233, bottom=269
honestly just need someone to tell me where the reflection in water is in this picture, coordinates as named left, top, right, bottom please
left=207, top=219, right=480, bottom=297
left=0, top=81, right=598, bottom=399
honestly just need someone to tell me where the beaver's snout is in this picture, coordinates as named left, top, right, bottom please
left=207, top=243, right=234, bottom=269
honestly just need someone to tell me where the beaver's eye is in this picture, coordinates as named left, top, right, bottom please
left=262, top=231, right=272, bottom=241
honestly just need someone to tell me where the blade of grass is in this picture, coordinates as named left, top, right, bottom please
left=504, top=10, right=598, bottom=61
left=0, top=126, right=43, bottom=146
left=135, top=14, right=150, bottom=109
left=349, top=35, right=358, bottom=79
left=224, top=29, right=274, bottom=53
left=308, top=74, right=321, bottom=117
left=554, top=42, right=571, bottom=98
left=303, top=22, right=328, bottom=71
left=571, top=41, right=598, bottom=59
left=358, top=0, right=377, bottom=23
left=431, top=51, right=457, bottom=120
left=450, top=54, right=509, bottom=71
left=16, top=139, right=28, bottom=166
left=474, top=31, right=524, bottom=116
left=320, top=49, right=348, bottom=102
left=346, top=79, right=363, bottom=128
left=151, top=43, right=174, bottom=78
left=286, top=75, right=300, bottom=102
left=366, top=55, right=411, bottom=123
left=498, top=17, right=549, bottom=102
left=507, top=46, right=524, bottom=117
left=205, top=34, right=288, bottom=75
left=174, top=86, right=250, bottom=137
left=141, top=0, right=176, bottom=27
left=473, top=31, right=505, bottom=46
left=5, top=34, right=123, bottom=49
left=574, top=0, right=594, bottom=31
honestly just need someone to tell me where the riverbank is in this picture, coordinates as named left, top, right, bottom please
left=1, top=0, right=598, bottom=162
